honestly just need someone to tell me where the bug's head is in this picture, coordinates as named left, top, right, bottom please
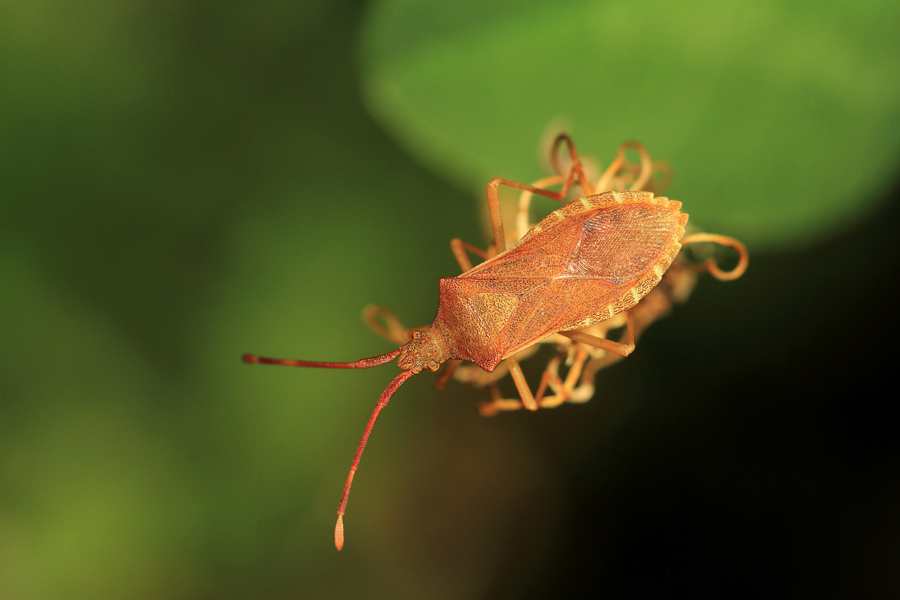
left=397, top=329, right=443, bottom=373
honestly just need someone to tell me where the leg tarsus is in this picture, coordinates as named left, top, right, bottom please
left=478, top=382, right=506, bottom=416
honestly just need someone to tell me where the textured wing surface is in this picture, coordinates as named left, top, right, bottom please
left=438, top=192, right=687, bottom=369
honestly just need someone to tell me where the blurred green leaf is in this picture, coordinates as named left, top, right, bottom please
left=0, top=253, right=202, bottom=599
left=361, top=0, right=900, bottom=250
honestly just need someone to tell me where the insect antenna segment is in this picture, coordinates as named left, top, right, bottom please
left=241, top=350, right=401, bottom=369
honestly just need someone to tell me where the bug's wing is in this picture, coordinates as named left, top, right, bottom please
left=449, top=192, right=687, bottom=366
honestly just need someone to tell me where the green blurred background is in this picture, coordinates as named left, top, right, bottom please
left=2, top=1, right=899, bottom=598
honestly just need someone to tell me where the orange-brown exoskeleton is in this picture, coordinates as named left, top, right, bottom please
left=364, top=140, right=745, bottom=415
left=243, top=134, right=748, bottom=550
left=436, top=140, right=744, bottom=414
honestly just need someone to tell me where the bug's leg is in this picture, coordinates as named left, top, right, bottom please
left=681, top=234, right=749, bottom=281
left=533, top=361, right=560, bottom=404
left=362, top=305, right=412, bottom=345
left=479, top=346, right=592, bottom=414
left=531, top=339, right=628, bottom=410
left=561, top=304, right=661, bottom=398
left=450, top=238, right=492, bottom=272
left=623, top=142, right=654, bottom=192
left=479, top=385, right=533, bottom=416
left=530, top=357, right=570, bottom=409
left=448, top=339, right=535, bottom=401
left=548, top=134, right=595, bottom=197
left=596, top=142, right=634, bottom=192
left=559, top=311, right=636, bottom=357
left=487, top=134, right=593, bottom=253
left=573, top=313, right=658, bottom=399
left=506, top=356, right=539, bottom=411
left=479, top=381, right=509, bottom=416
left=514, top=175, right=567, bottom=241
left=592, top=140, right=662, bottom=194
left=458, top=174, right=572, bottom=272
left=649, top=160, right=674, bottom=195
left=434, top=359, right=463, bottom=389
left=454, top=359, right=513, bottom=391
left=567, top=357, right=603, bottom=404
left=538, top=346, right=590, bottom=408
left=487, top=178, right=561, bottom=253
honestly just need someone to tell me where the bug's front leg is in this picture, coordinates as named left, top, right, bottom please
left=486, top=134, right=595, bottom=254
left=449, top=238, right=492, bottom=272
left=361, top=305, right=429, bottom=346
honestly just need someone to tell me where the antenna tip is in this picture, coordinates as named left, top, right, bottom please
left=334, top=515, right=344, bottom=551
left=242, top=354, right=259, bottom=364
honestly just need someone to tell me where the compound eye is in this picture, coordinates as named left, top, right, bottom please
left=413, top=331, right=422, bottom=340
left=427, top=360, right=438, bottom=371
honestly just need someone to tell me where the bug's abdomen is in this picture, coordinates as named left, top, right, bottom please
left=437, top=192, right=687, bottom=369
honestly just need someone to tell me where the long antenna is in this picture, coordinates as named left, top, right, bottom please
left=242, top=350, right=401, bottom=369
left=334, top=369, right=414, bottom=550
left=242, top=348, right=414, bottom=550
